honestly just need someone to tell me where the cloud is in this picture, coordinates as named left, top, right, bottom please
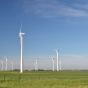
left=20, top=0, right=88, bottom=18
left=61, top=7, right=88, bottom=17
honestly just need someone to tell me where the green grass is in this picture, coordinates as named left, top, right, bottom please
left=0, top=70, right=88, bottom=88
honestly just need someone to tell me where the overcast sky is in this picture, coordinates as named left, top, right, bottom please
left=0, top=0, right=88, bottom=70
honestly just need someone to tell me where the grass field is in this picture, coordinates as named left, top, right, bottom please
left=0, top=70, right=88, bottom=88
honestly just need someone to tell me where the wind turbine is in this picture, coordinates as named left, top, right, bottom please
left=51, top=57, right=54, bottom=71
left=54, top=49, right=59, bottom=71
left=1, top=60, right=3, bottom=70
left=34, top=63, right=36, bottom=71
left=19, top=23, right=25, bottom=73
left=36, top=59, right=38, bottom=71
left=34, top=59, right=38, bottom=71
left=59, top=61, right=61, bottom=71
left=4, top=56, right=8, bottom=71
left=11, top=62, right=13, bottom=71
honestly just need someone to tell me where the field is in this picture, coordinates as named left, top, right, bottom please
left=0, top=70, right=88, bottom=88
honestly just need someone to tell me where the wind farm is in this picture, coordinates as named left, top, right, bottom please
left=1, top=2, right=88, bottom=72
left=1, top=23, right=88, bottom=72
left=0, top=15, right=88, bottom=88
left=0, top=24, right=61, bottom=71
left=1, top=0, right=88, bottom=87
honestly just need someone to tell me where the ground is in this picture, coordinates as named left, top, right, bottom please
left=0, top=70, right=88, bottom=88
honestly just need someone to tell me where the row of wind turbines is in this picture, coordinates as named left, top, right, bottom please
left=51, top=56, right=61, bottom=71
left=0, top=57, right=13, bottom=71
left=0, top=57, right=61, bottom=71
left=34, top=57, right=61, bottom=71
left=19, top=23, right=62, bottom=73
left=1, top=23, right=61, bottom=73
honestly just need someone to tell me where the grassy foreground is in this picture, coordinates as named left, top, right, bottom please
left=0, top=70, right=88, bottom=88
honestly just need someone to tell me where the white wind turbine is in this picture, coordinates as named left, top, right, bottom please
left=34, top=63, right=36, bottom=71
left=19, top=23, right=25, bottom=73
left=36, top=59, right=38, bottom=71
left=51, top=57, right=54, bottom=71
left=34, top=59, right=38, bottom=71
left=1, top=60, right=3, bottom=70
left=4, top=56, right=8, bottom=71
left=11, top=62, right=13, bottom=71
left=59, top=61, right=61, bottom=71
left=54, top=49, right=59, bottom=71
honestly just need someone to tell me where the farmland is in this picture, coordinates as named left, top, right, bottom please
left=0, top=70, right=88, bottom=88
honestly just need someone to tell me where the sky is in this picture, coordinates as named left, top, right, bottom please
left=0, top=0, right=88, bottom=70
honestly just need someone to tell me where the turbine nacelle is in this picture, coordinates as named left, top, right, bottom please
left=54, top=49, right=59, bottom=53
left=56, top=50, right=59, bottom=52
left=19, top=32, right=25, bottom=44
left=51, top=57, right=54, bottom=61
left=19, top=32, right=25, bottom=36
left=4, top=57, right=8, bottom=60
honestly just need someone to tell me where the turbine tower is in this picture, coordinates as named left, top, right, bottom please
left=4, top=57, right=8, bottom=71
left=55, top=49, right=59, bottom=71
left=51, top=57, right=54, bottom=71
left=59, top=61, right=61, bottom=71
left=11, top=62, right=13, bottom=71
left=34, top=63, right=36, bottom=71
left=19, top=23, right=25, bottom=73
left=36, top=59, right=38, bottom=71
left=34, top=59, right=38, bottom=71
left=1, top=61, right=3, bottom=70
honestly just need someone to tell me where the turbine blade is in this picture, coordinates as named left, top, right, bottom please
left=20, top=22, right=22, bottom=33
